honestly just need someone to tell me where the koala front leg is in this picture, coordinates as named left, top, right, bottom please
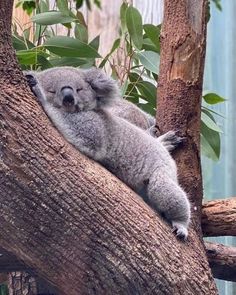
left=157, top=131, right=184, bottom=152
left=147, top=172, right=191, bottom=240
left=24, top=72, right=47, bottom=106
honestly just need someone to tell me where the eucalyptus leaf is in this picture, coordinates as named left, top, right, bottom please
left=89, top=36, right=100, bottom=51
left=203, top=92, right=226, bottom=104
left=126, top=6, right=143, bottom=50
left=74, top=23, right=88, bottom=43
left=57, top=0, right=70, bottom=15
left=44, top=36, right=100, bottom=58
left=137, top=102, right=156, bottom=116
left=50, top=57, right=91, bottom=67
left=201, top=111, right=222, bottom=133
left=99, top=38, right=120, bottom=68
left=136, top=51, right=160, bottom=74
left=136, top=81, right=157, bottom=104
left=12, top=35, right=35, bottom=50
left=143, top=24, right=160, bottom=52
left=16, top=49, right=49, bottom=65
left=201, top=122, right=220, bottom=161
left=120, top=2, right=128, bottom=33
left=142, top=38, right=159, bottom=53
left=32, top=11, right=75, bottom=25
left=201, top=106, right=225, bottom=118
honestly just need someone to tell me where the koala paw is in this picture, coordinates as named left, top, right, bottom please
left=172, top=221, right=188, bottom=240
left=158, top=131, right=184, bottom=152
left=25, top=73, right=37, bottom=89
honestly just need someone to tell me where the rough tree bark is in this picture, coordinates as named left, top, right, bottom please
left=202, top=198, right=236, bottom=236
left=0, top=0, right=218, bottom=294
left=205, top=241, right=236, bottom=282
left=8, top=272, right=37, bottom=295
left=157, top=0, right=218, bottom=291
left=157, top=0, right=206, bottom=228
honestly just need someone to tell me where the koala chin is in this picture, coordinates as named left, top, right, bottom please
left=25, top=67, right=191, bottom=240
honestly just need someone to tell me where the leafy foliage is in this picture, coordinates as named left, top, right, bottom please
left=13, top=0, right=224, bottom=161
left=211, top=0, right=222, bottom=11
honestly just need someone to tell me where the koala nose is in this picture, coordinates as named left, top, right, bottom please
left=61, top=87, right=75, bottom=106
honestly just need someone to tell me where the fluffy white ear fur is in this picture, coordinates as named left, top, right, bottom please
left=83, top=68, right=120, bottom=106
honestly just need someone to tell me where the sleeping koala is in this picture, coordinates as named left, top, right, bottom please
left=25, top=67, right=191, bottom=239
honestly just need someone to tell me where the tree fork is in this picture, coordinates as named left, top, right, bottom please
left=0, top=0, right=218, bottom=294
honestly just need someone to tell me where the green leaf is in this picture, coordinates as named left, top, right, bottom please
left=12, top=35, right=35, bottom=51
left=121, top=80, right=129, bottom=96
left=76, top=11, right=87, bottom=27
left=38, top=0, right=49, bottom=13
left=128, top=72, right=142, bottom=83
left=201, top=106, right=224, bottom=118
left=137, top=102, right=156, bottom=116
left=143, top=24, right=160, bottom=52
left=203, top=92, right=226, bottom=104
left=89, top=35, right=100, bottom=51
left=126, top=6, right=143, bottom=50
left=136, top=51, right=160, bottom=74
left=43, top=36, right=101, bottom=58
left=99, top=38, right=120, bottom=68
left=37, top=55, right=53, bottom=69
left=201, top=122, right=220, bottom=161
left=124, top=83, right=140, bottom=102
left=16, top=49, right=48, bottom=65
left=57, top=0, right=70, bottom=15
left=94, top=0, right=101, bottom=8
left=201, top=111, right=222, bottom=133
left=120, top=2, right=128, bottom=33
left=50, top=57, right=91, bottom=67
left=211, top=0, right=222, bottom=11
left=142, top=38, right=159, bottom=53
left=74, top=23, right=88, bottom=43
left=32, top=11, right=75, bottom=25
left=75, top=0, right=83, bottom=9
left=136, top=81, right=157, bottom=105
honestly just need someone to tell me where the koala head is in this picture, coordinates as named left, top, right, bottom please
left=25, top=67, right=120, bottom=113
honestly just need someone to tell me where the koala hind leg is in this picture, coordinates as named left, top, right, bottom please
left=147, top=171, right=190, bottom=240
left=157, top=131, right=184, bottom=152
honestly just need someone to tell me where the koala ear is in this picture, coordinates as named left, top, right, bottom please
left=83, top=68, right=119, bottom=104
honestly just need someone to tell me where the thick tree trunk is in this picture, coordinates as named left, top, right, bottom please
left=202, top=198, right=236, bottom=236
left=157, top=0, right=217, bottom=292
left=157, top=0, right=207, bottom=228
left=205, top=242, right=236, bottom=282
left=0, top=0, right=218, bottom=294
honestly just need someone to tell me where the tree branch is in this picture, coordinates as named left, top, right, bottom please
left=205, top=241, right=236, bottom=282
left=202, top=198, right=236, bottom=236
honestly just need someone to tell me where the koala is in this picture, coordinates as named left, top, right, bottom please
left=107, top=99, right=182, bottom=151
left=25, top=67, right=191, bottom=239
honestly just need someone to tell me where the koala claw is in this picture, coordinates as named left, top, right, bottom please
left=172, top=221, right=188, bottom=240
left=25, top=73, right=37, bottom=89
left=158, top=131, right=184, bottom=152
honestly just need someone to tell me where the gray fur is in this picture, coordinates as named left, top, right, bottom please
left=25, top=67, right=191, bottom=239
